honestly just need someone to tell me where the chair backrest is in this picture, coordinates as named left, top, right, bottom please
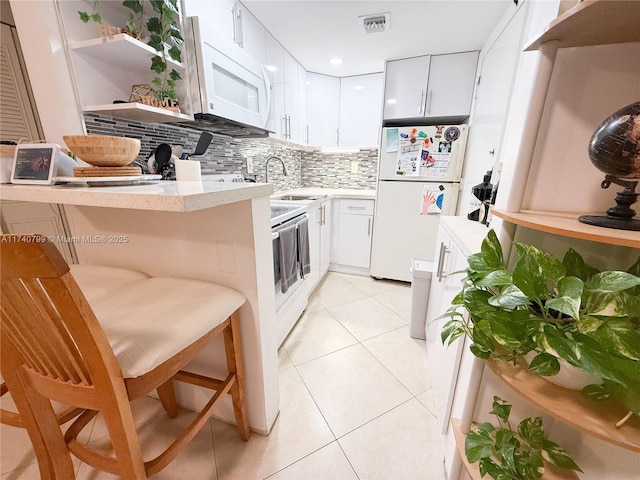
left=0, top=235, right=122, bottom=406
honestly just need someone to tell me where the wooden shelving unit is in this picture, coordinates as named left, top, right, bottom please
left=485, top=359, right=640, bottom=452
left=526, top=0, right=640, bottom=51
left=492, top=209, right=640, bottom=248
left=452, top=419, right=580, bottom=480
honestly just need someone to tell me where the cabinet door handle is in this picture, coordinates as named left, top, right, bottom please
left=305, top=125, right=309, bottom=144
left=419, top=89, right=425, bottom=115
left=236, top=8, right=244, bottom=47
left=347, top=206, right=366, bottom=210
left=426, top=90, right=433, bottom=115
left=287, top=115, right=292, bottom=139
left=367, top=217, right=371, bottom=236
left=281, top=116, right=288, bottom=139
left=436, top=242, right=450, bottom=282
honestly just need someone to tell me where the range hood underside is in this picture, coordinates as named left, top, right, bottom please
left=183, top=113, right=271, bottom=139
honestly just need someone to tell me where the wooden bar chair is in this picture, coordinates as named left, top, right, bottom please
left=0, top=265, right=152, bottom=432
left=0, top=235, right=251, bottom=479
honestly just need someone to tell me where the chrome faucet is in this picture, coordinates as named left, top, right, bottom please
left=265, top=156, right=289, bottom=184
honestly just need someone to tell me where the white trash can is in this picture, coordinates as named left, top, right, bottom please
left=410, top=258, right=434, bottom=339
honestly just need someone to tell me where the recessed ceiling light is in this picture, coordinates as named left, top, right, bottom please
left=386, top=98, right=397, bottom=105
left=329, top=57, right=344, bottom=66
left=353, top=85, right=364, bottom=91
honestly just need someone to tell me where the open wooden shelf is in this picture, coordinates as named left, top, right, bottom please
left=485, top=359, right=640, bottom=452
left=452, top=419, right=580, bottom=480
left=491, top=209, right=640, bottom=248
left=526, top=0, right=640, bottom=51
left=83, top=103, right=193, bottom=123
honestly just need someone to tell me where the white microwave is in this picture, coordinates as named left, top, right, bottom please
left=186, top=16, right=272, bottom=135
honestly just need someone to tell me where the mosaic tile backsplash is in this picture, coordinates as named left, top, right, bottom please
left=83, top=114, right=379, bottom=191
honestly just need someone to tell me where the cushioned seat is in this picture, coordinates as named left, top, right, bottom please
left=92, top=277, right=246, bottom=377
left=0, top=236, right=251, bottom=479
left=69, top=264, right=150, bottom=303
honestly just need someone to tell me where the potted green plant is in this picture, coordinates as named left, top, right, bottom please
left=440, top=229, right=640, bottom=425
left=465, top=396, right=581, bottom=479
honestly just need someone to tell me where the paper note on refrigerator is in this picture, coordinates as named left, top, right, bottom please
left=397, top=133, right=452, bottom=177
left=386, top=128, right=398, bottom=152
left=397, top=141, right=421, bottom=176
left=420, top=186, right=444, bottom=215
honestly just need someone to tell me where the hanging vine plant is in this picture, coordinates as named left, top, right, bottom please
left=145, top=0, right=183, bottom=104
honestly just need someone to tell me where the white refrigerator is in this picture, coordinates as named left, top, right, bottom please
left=370, top=125, right=468, bottom=282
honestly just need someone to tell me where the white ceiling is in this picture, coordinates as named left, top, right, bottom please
left=242, top=0, right=515, bottom=77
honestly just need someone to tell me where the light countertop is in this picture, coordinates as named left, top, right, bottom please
left=0, top=177, right=274, bottom=212
left=272, top=187, right=376, bottom=201
left=439, top=215, right=491, bottom=257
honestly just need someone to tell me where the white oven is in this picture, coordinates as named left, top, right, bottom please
left=272, top=212, right=310, bottom=346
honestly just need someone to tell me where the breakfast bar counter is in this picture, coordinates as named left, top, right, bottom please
left=0, top=179, right=280, bottom=435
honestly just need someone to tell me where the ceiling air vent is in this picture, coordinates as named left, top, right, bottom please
left=360, top=12, right=390, bottom=34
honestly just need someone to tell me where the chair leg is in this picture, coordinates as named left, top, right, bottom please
left=157, top=380, right=179, bottom=418
left=223, top=311, right=250, bottom=441
left=16, top=375, right=76, bottom=480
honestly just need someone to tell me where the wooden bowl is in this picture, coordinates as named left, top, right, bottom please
left=63, top=135, right=141, bottom=167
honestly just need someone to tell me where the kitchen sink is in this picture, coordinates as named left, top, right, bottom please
left=272, top=194, right=328, bottom=201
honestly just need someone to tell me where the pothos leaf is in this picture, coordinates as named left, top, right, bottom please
left=586, top=271, right=640, bottom=294
left=513, top=450, right=544, bottom=480
left=517, top=417, right=544, bottom=450
left=477, top=269, right=513, bottom=288
left=465, top=427, right=495, bottom=463
left=490, top=396, right=511, bottom=424
left=589, top=317, right=640, bottom=361
left=513, top=243, right=565, bottom=300
left=479, top=458, right=514, bottom=480
left=562, top=248, right=599, bottom=282
left=545, top=276, right=583, bottom=319
left=488, top=284, right=529, bottom=307
left=527, top=352, right=560, bottom=376
left=481, top=229, right=504, bottom=269
left=542, top=439, right=582, bottom=471
left=582, top=383, right=609, bottom=400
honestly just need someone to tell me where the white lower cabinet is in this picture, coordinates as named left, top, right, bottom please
left=333, top=199, right=374, bottom=271
left=307, top=198, right=332, bottom=292
left=0, top=201, right=76, bottom=263
left=425, top=226, right=468, bottom=434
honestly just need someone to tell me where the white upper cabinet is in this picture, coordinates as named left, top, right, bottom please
left=383, top=51, right=479, bottom=122
left=183, top=1, right=266, bottom=64
left=306, top=73, right=340, bottom=146
left=297, top=65, right=308, bottom=145
left=283, top=51, right=299, bottom=142
left=183, top=0, right=236, bottom=44
left=265, top=33, right=284, bottom=138
left=426, top=51, right=479, bottom=118
left=383, top=55, right=431, bottom=120
left=235, top=2, right=266, bottom=65
left=339, top=73, right=384, bottom=147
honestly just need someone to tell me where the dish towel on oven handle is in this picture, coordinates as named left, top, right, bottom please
left=297, top=216, right=311, bottom=277
left=278, top=223, right=299, bottom=293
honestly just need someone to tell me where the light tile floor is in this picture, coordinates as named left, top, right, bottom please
left=1, top=272, right=444, bottom=479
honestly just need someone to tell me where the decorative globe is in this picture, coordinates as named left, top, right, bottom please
left=588, top=102, right=640, bottom=180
